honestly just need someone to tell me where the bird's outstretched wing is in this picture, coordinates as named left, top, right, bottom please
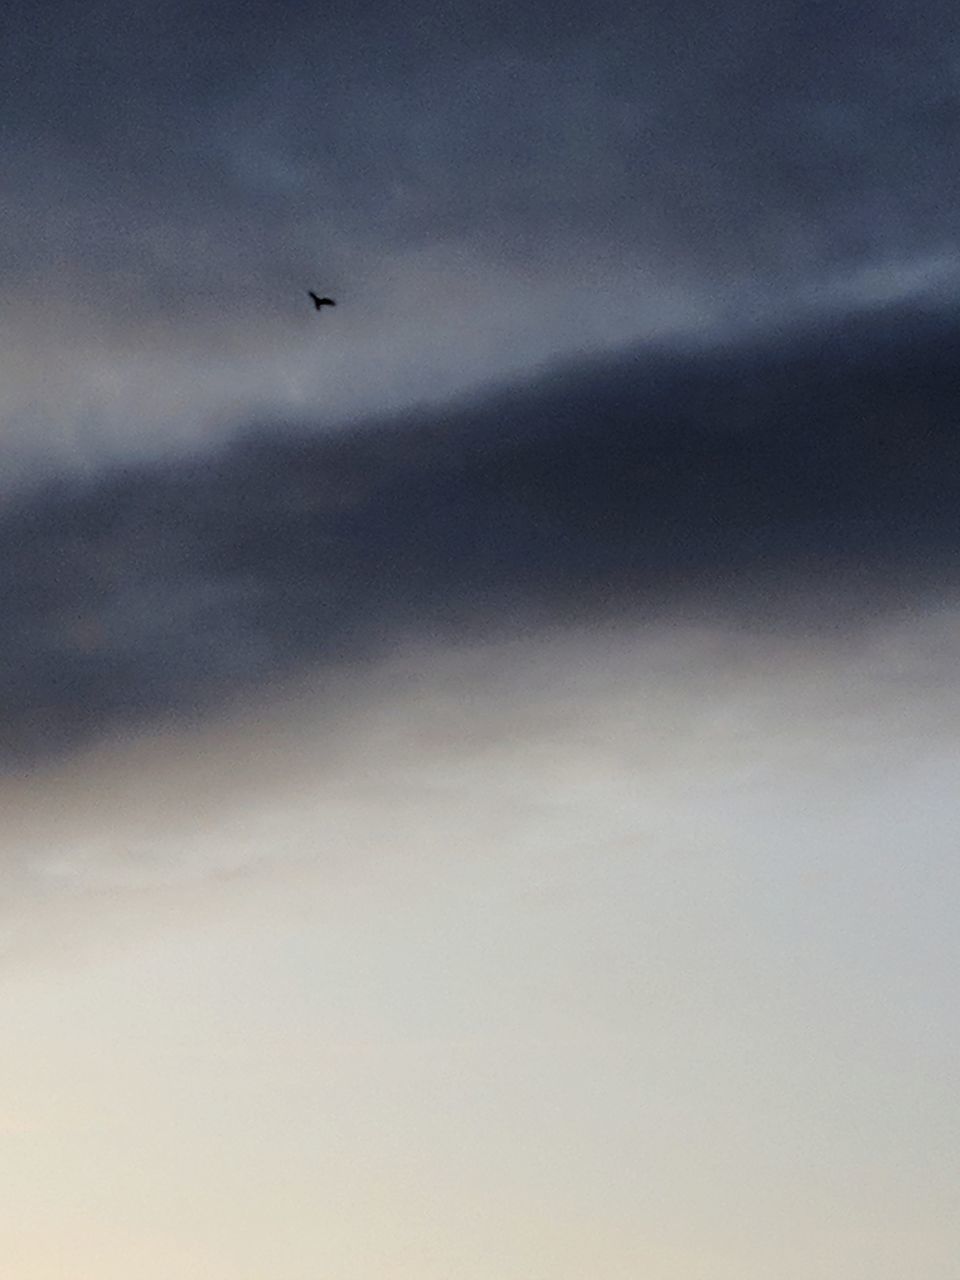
left=308, top=291, right=336, bottom=309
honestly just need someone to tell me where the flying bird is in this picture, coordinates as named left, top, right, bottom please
left=308, top=292, right=336, bottom=310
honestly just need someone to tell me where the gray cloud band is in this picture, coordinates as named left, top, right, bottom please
left=2, top=300, right=959, bottom=768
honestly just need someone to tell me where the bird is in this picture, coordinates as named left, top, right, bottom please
left=308, top=291, right=336, bottom=310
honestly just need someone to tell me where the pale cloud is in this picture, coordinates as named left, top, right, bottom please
left=0, top=611, right=957, bottom=1278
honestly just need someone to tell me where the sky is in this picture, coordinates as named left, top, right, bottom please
left=3, top=0, right=960, bottom=474
left=2, top=1, right=960, bottom=1277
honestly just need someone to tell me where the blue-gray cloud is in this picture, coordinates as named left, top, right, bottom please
left=3, top=0, right=960, bottom=477
left=3, top=298, right=960, bottom=767
left=3, top=0, right=959, bottom=313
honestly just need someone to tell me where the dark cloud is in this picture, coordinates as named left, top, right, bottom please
left=4, top=0, right=960, bottom=480
left=5, top=1, right=960, bottom=763
left=3, top=0, right=960, bottom=310
left=3, top=297, right=960, bottom=768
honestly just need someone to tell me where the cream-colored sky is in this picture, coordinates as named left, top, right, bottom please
left=1, top=615, right=957, bottom=1279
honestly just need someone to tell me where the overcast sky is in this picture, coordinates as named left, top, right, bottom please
left=3, top=0, right=960, bottom=472
left=2, top=3, right=960, bottom=1277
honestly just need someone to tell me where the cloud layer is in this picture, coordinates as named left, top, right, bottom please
left=3, top=0, right=960, bottom=467
left=3, top=298, right=960, bottom=767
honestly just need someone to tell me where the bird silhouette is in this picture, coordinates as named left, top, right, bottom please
left=308, top=292, right=336, bottom=310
